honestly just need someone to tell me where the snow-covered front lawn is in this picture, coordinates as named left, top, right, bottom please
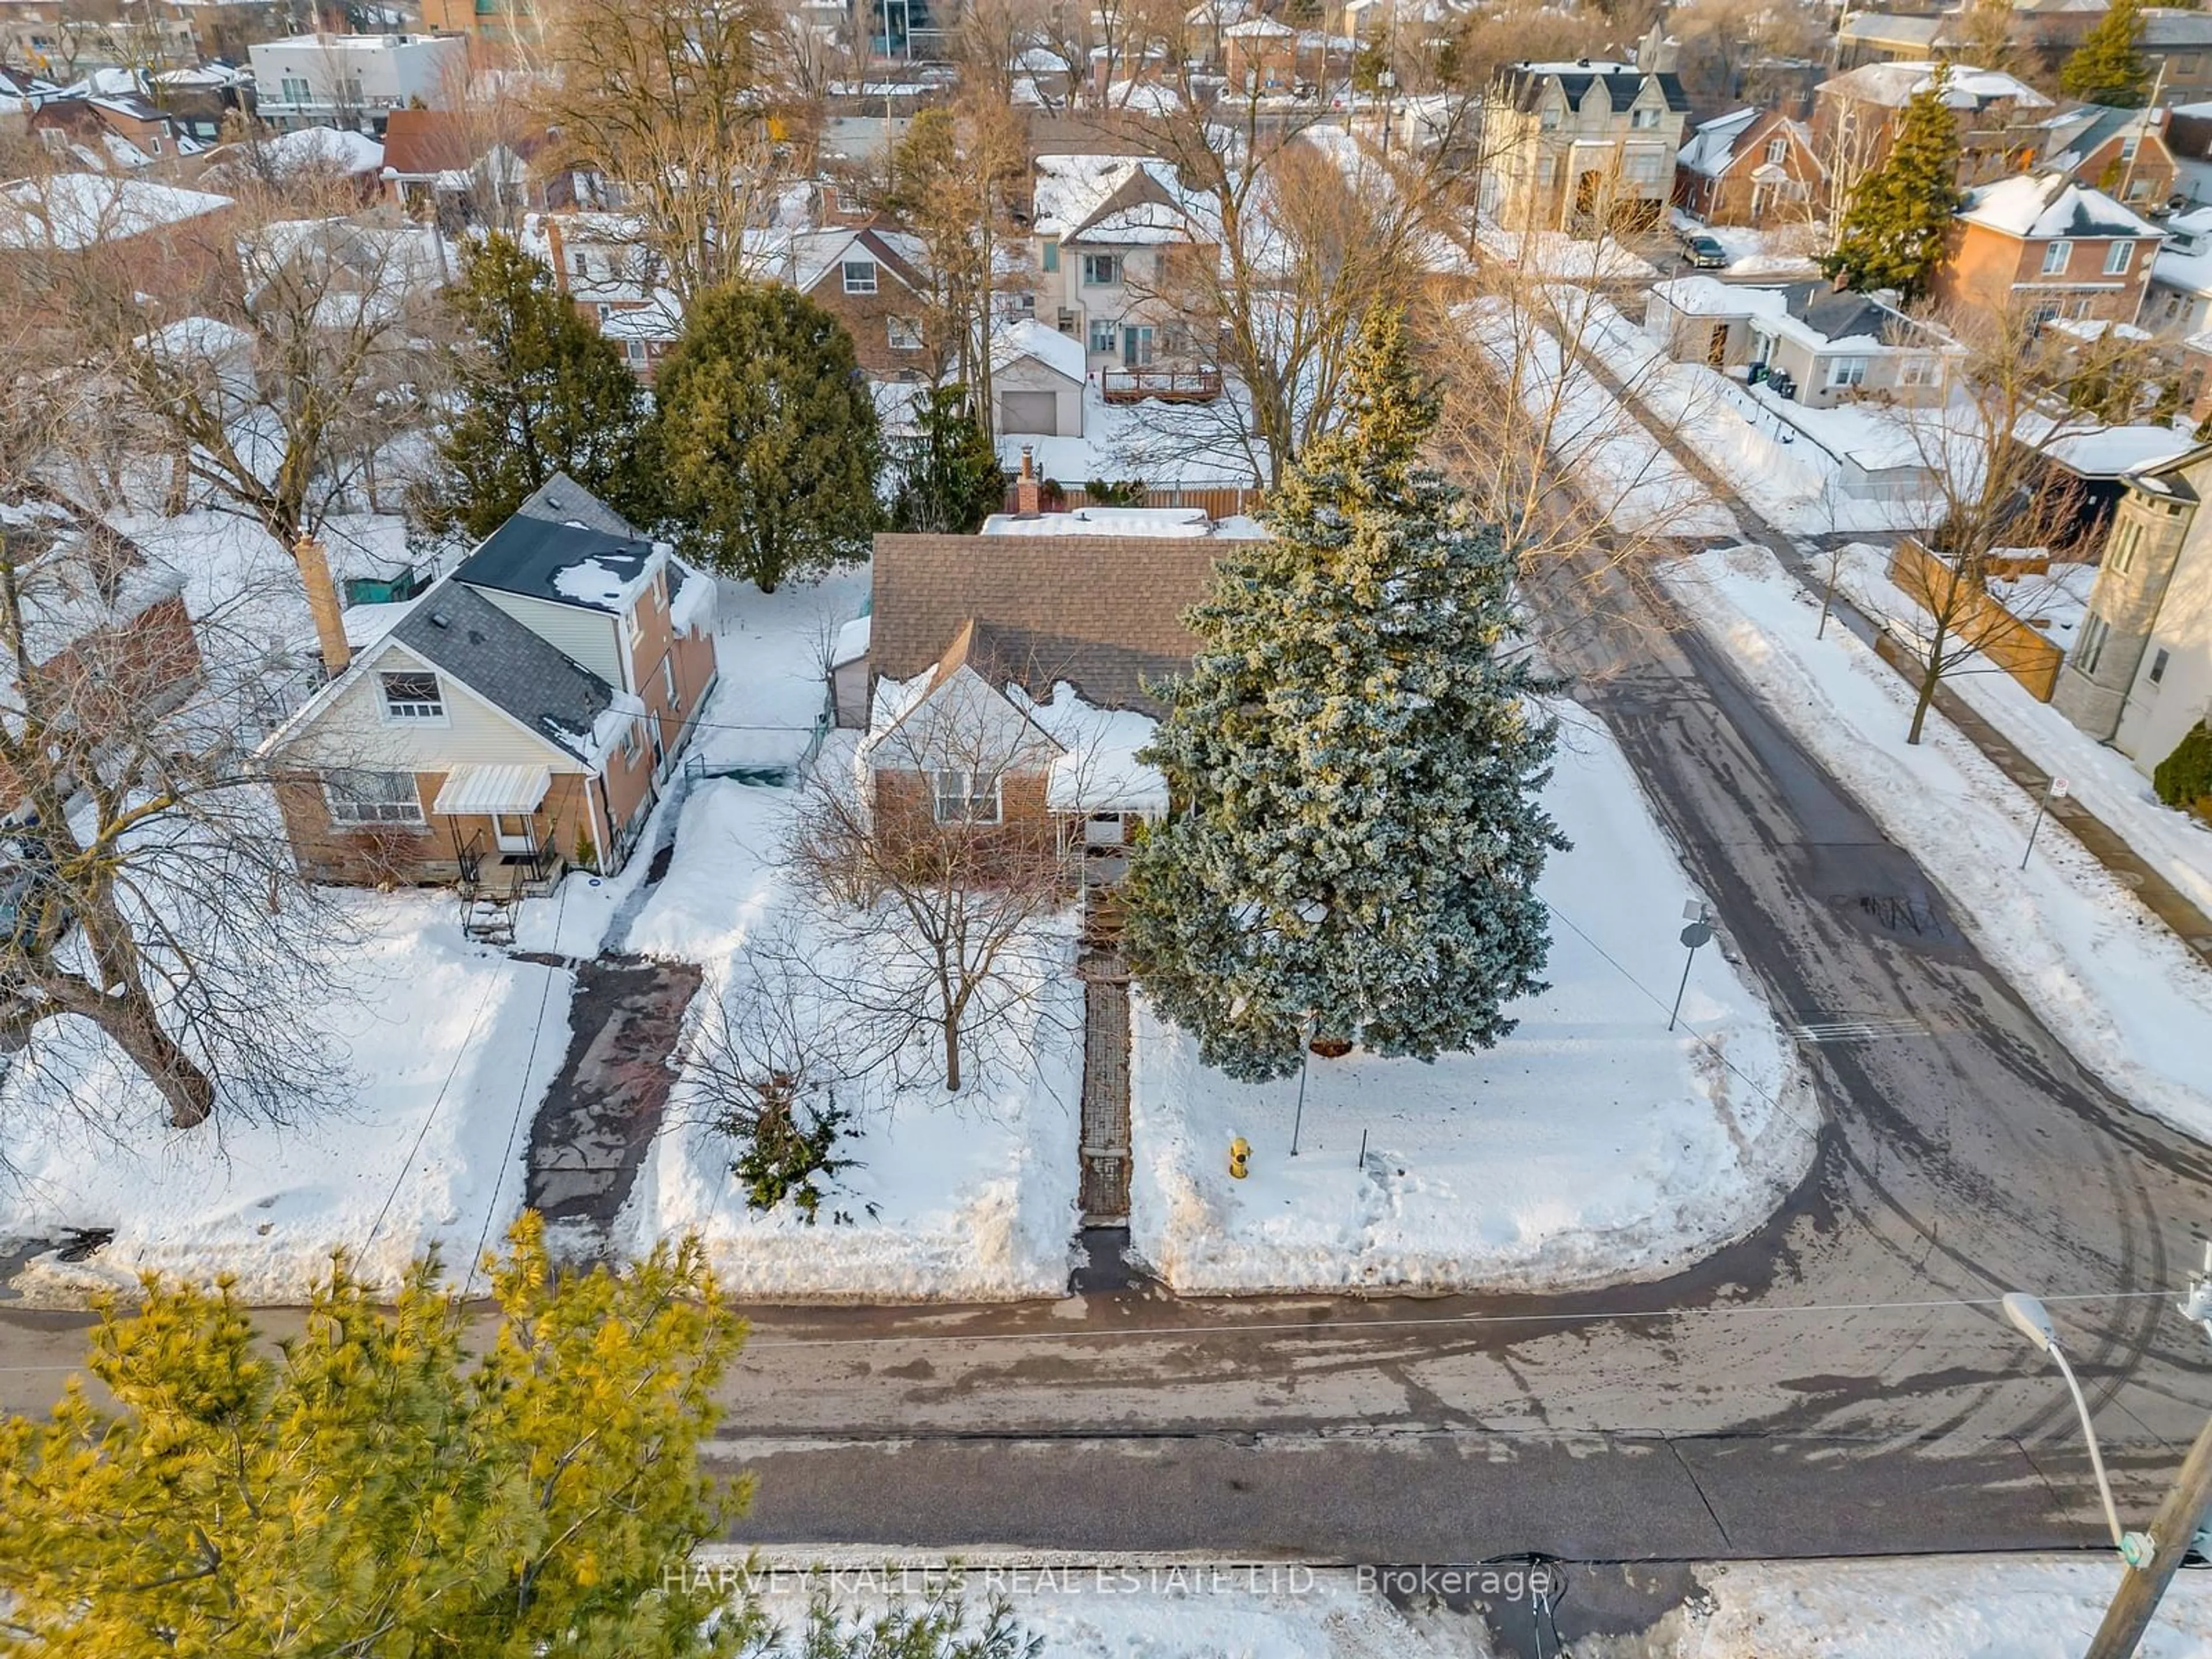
left=0, top=892, right=570, bottom=1303
left=618, top=774, right=1084, bottom=1301
left=1667, top=1554, right=2212, bottom=1657
left=1666, top=542, right=2212, bottom=1141
left=1127, top=702, right=1815, bottom=1295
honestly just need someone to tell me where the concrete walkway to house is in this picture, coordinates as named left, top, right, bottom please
left=1580, top=347, right=2212, bottom=966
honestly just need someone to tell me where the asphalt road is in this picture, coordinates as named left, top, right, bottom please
left=6, top=539, right=2212, bottom=1612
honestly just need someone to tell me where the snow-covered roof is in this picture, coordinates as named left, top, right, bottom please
left=1007, top=683, right=1167, bottom=815
left=1819, top=60, right=2052, bottom=110
left=1958, top=171, right=2161, bottom=240
left=1223, top=15, right=1295, bottom=35
left=980, top=506, right=1266, bottom=538
left=1032, top=154, right=1217, bottom=244
left=830, top=613, right=871, bottom=669
left=0, top=173, right=232, bottom=251
left=1651, top=276, right=1950, bottom=357
left=993, top=316, right=1089, bottom=382
left=2036, top=423, right=2194, bottom=477
left=1679, top=108, right=1759, bottom=176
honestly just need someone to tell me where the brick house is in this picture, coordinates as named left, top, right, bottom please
left=0, top=503, right=201, bottom=808
left=1673, top=107, right=1825, bottom=227
left=1482, top=60, right=1691, bottom=234
left=1931, top=171, right=2165, bottom=327
left=260, top=475, right=718, bottom=888
left=26, top=92, right=183, bottom=162
left=785, top=224, right=934, bottom=377
left=853, top=525, right=1262, bottom=864
left=0, top=173, right=236, bottom=332
left=2044, top=105, right=2180, bottom=215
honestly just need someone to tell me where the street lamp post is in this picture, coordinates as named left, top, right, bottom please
left=2002, top=1293, right=2137, bottom=1557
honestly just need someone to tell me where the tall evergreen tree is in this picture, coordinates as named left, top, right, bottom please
left=2062, top=0, right=2150, bottom=107
left=1821, top=64, right=1965, bottom=299
left=1119, top=305, right=1566, bottom=1083
left=423, top=233, right=647, bottom=540
left=0, top=1215, right=753, bottom=1657
left=639, top=282, right=881, bottom=591
left=888, top=382, right=1006, bottom=533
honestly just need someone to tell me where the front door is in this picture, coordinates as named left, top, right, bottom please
left=493, top=812, right=535, bottom=854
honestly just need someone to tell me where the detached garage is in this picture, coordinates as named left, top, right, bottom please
left=991, top=318, right=1087, bottom=439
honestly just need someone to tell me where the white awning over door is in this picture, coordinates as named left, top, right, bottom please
left=433, top=764, right=552, bottom=816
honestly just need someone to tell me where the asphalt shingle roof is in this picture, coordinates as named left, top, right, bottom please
left=871, top=532, right=1228, bottom=715
left=389, top=581, right=614, bottom=762
left=455, top=513, right=655, bottom=612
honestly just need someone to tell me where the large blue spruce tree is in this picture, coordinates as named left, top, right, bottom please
left=1121, top=304, right=1566, bottom=1081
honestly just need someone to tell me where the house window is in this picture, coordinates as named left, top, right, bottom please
left=1539, top=105, right=1560, bottom=131
left=931, top=769, right=1002, bottom=824
left=1537, top=154, right=1557, bottom=185
left=280, top=74, right=310, bottom=104
left=1765, top=135, right=1787, bottom=164
left=622, top=721, right=640, bottom=761
left=888, top=316, right=924, bottom=350
left=2149, top=645, right=2172, bottom=685
left=1041, top=239, right=1059, bottom=272
left=2073, top=298, right=2094, bottom=319
left=662, top=653, right=678, bottom=710
left=323, top=768, right=423, bottom=825
left=2128, top=176, right=2153, bottom=201
left=379, top=671, right=444, bottom=721
left=1626, top=151, right=1664, bottom=184
left=625, top=339, right=646, bottom=362
left=842, top=259, right=877, bottom=293
left=2077, top=612, right=2111, bottom=674
left=2105, top=241, right=2134, bottom=275
left=1081, top=252, right=1121, bottom=286
left=1088, top=316, right=1118, bottom=353
left=2122, top=135, right=2142, bottom=161
left=571, top=249, right=587, bottom=277
left=1898, top=355, right=1940, bottom=387
left=1122, top=323, right=1156, bottom=366
left=2043, top=241, right=2072, bottom=275
left=2111, top=517, right=2143, bottom=574
left=1825, top=356, right=1868, bottom=389
left=1631, top=105, right=1660, bottom=130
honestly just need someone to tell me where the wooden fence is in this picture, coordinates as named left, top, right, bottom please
left=1003, top=483, right=1264, bottom=518
left=1888, top=539, right=2066, bottom=703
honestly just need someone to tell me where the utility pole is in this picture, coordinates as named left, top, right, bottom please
left=2085, top=1243, right=2212, bottom=1657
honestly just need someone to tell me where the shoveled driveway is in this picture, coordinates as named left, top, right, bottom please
left=523, top=955, right=702, bottom=1259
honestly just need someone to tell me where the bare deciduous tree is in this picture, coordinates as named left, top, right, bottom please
left=537, top=0, right=788, bottom=302
left=789, top=681, right=1078, bottom=1094
left=1864, top=301, right=2134, bottom=743
left=0, top=477, right=349, bottom=1131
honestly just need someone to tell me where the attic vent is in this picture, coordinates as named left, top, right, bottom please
left=428, top=611, right=450, bottom=628
left=467, top=628, right=486, bottom=645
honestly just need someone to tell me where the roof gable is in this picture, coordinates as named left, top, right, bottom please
left=388, top=582, right=615, bottom=762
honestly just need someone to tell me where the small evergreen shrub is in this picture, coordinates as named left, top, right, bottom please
left=2154, top=721, right=2212, bottom=820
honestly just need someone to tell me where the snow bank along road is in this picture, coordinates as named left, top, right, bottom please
left=8, top=521, right=2212, bottom=1611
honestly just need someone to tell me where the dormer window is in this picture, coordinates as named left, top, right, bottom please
left=842, top=259, right=877, bottom=293
left=380, top=670, right=444, bottom=722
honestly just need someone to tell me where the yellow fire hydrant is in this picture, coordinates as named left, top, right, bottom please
left=1229, top=1137, right=1251, bottom=1179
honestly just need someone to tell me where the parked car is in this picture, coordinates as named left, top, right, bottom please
left=1678, top=232, right=1729, bottom=270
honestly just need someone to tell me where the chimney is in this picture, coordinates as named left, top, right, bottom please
left=1016, top=445, right=1041, bottom=516
left=294, top=535, right=351, bottom=680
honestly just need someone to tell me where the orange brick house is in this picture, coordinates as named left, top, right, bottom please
left=260, top=475, right=718, bottom=888
left=785, top=225, right=935, bottom=378
left=1931, top=170, right=2165, bottom=328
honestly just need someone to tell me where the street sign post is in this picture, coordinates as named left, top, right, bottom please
left=2021, top=777, right=2070, bottom=870
left=1671, top=902, right=1713, bottom=1032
